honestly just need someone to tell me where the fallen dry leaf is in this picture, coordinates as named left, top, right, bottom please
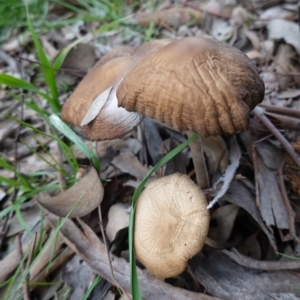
left=46, top=213, right=219, bottom=300
left=268, top=19, right=300, bottom=55
left=38, top=167, right=103, bottom=218
left=106, top=203, right=130, bottom=242
left=195, top=251, right=300, bottom=299
left=202, top=136, right=229, bottom=176
left=236, top=233, right=261, bottom=260
left=111, top=152, right=151, bottom=180
left=136, top=7, right=203, bottom=28
left=208, top=204, right=239, bottom=243
left=254, top=142, right=289, bottom=229
left=207, top=136, right=241, bottom=209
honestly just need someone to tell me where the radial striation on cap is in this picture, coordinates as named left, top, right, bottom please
left=134, top=173, right=210, bottom=279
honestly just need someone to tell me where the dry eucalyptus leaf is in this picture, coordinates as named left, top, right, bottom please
left=195, top=251, right=300, bottom=299
left=274, top=44, right=300, bottom=91
left=62, top=255, right=94, bottom=300
left=111, top=152, right=151, bottom=179
left=231, top=6, right=251, bottom=26
left=255, top=144, right=289, bottom=229
left=0, top=119, right=19, bottom=142
left=210, top=18, right=233, bottom=41
left=106, top=203, right=130, bottom=242
left=38, top=168, right=103, bottom=218
left=268, top=19, right=300, bottom=55
left=202, top=136, right=229, bottom=175
left=81, top=86, right=113, bottom=126
left=61, top=43, right=96, bottom=73
left=221, top=181, right=277, bottom=251
left=260, top=6, right=295, bottom=22
left=207, top=136, right=241, bottom=209
left=0, top=203, right=40, bottom=237
left=209, top=204, right=239, bottom=243
left=277, top=89, right=300, bottom=99
left=236, top=233, right=261, bottom=260
left=136, top=7, right=203, bottom=27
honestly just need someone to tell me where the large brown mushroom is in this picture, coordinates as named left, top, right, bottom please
left=134, top=173, right=209, bottom=279
left=61, top=39, right=172, bottom=141
left=117, top=37, right=265, bottom=188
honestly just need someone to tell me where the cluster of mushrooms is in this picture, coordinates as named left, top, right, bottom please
left=61, top=37, right=265, bottom=279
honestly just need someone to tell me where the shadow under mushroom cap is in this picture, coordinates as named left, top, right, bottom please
left=117, top=37, right=265, bottom=137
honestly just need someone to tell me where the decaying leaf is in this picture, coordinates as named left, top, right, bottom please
left=60, top=43, right=96, bottom=73
left=207, top=136, right=241, bottom=209
left=268, top=19, right=300, bottom=55
left=209, top=204, right=239, bottom=243
left=202, top=136, right=229, bottom=176
left=136, top=7, right=203, bottom=27
left=254, top=142, right=289, bottom=229
left=111, top=152, right=152, bottom=179
left=62, top=255, right=94, bottom=300
left=38, top=167, right=103, bottom=218
left=221, top=181, right=277, bottom=251
left=195, top=251, right=300, bottom=299
left=106, top=203, right=130, bottom=242
left=236, top=233, right=261, bottom=260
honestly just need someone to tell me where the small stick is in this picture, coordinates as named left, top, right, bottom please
left=223, top=248, right=300, bottom=271
left=17, top=235, right=31, bottom=300
left=97, top=206, right=130, bottom=299
left=253, top=107, right=300, bottom=169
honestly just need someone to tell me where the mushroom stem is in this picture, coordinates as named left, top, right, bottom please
left=187, top=131, right=209, bottom=190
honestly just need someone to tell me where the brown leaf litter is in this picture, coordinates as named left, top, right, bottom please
left=1, top=0, right=300, bottom=299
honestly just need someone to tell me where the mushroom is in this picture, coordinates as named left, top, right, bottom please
left=134, top=173, right=209, bottom=279
left=61, top=56, right=143, bottom=140
left=117, top=37, right=265, bottom=188
left=61, top=39, right=172, bottom=141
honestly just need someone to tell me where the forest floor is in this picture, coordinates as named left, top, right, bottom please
left=1, top=0, right=300, bottom=299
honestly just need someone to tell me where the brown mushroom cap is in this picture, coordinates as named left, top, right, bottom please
left=96, top=45, right=136, bottom=68
left=61, top=56, right=143, bottom=140
left=61, top=39, right=173, bottom=140
left=117, top=37, right=265, bottom=137
left=134, top=173, right=209, bottom=279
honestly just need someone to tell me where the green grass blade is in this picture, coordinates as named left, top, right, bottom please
left=49, top=114, right=100, bottom=172
left=82, top=275, right=102, bottom=300
left=129, top=132, right=199, bottom=299
left=0, top=74, right=52, bottom=103
left=25, top=5, right=60, bottom=114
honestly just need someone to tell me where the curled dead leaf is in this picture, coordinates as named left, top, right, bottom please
left=106, top=203, right=130, bottom=242
left=202, top=136, right=229, bottom=175
left=38, top=168, right=103, bottom=218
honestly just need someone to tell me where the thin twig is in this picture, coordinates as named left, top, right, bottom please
left=97, top=206, right=130, bottom=299
left=252, top=144, right=261, bottom=210
left=17, top=235, right=31, bottom=300
left=223, top=248, right=300, bottom=271
left=253, top=107, right=300, bottom=169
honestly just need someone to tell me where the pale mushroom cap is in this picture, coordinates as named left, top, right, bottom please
left=117, top=37, right=265, bottom=137
left=134, top=173, right=210, bottom=279
left=61, top=56, right=143, bottom=140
